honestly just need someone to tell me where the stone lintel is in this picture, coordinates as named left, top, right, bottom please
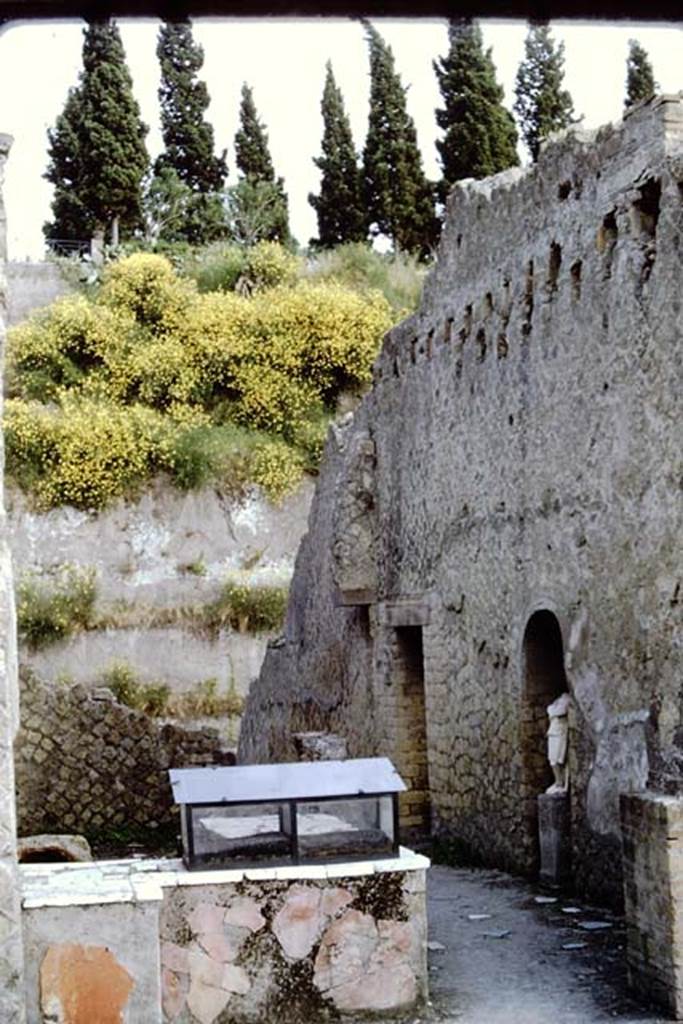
left=378, top=598, right=431, bottom=628
left=335, top=587, right=377, bottom=607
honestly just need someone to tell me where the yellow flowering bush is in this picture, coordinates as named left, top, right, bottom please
left=6, top=295, right=134, bottom=401
left=5, top=248, right=393, bottom=510
left=98, top=253, right=195, bottom=334
left=242, top=240, right=301, bottom=292
left=250, top=440, right=306, bottom=502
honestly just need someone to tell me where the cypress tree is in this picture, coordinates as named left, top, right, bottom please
left=234, top=83, right=290, bottom=244
left=44, top=20, right=149, bottom=246
left=513, top=22, right=575, bottom=162
left=625, top=39, right=657, bottom=110
left=44, top=86, right=94, bottom=244
left=361, top=20, right=439, bottom=259
left=309, top=61, right=366, bottom=248
left=155, top=21, right=227, bottom=193
left=434, top=19, right=518, bottom=200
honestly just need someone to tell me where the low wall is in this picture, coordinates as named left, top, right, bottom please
left=6, top=260, right=73, bottom=326
left=621, top=791, right=683, bottom=1016
left=15, top=673, right=233, bottom=842
left=20, top=851, right=429, bottom=1023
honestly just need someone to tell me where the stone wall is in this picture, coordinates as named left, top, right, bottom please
left=15, top=672, right=233, bottom=841
left=621, top=792, right=683, bottom=1016
left=9, top=478, right=313, bottom=709
left=240, top=97, right=683, bottom=908
left=6, top=260, right=73, bottom=327
left=0, top=131, right=26, bottom=1023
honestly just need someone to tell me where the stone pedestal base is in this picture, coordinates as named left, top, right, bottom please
left=538, top=791, right=571, bottom=886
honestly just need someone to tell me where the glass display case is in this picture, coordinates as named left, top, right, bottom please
left=169, top=757, right=405, bottom=871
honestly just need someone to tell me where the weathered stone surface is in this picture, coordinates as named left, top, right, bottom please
left=272, top=884, right=323, bottom=960
left=188, top=902, right=225, bottom=936
left=186, top=979, right=230, bottom=1024
left=223, top=895, right=265, bottom=932
left=160, top=941, right=189, bottom=974
left=39, top=943, right=134, bottom=1024
left=161, top=967, right=186, bottom=1021
left=0, top=130, right=25, bottom=1024
left=313, top=908, right=417, bottom=1012
left=240, top=98, right=683, bottom=909
left=17, top=833, right=92, bottom=863
left=293, top=731, right=348, bottom=761
left=197, top=930, right=240, bottom=963
left=159, top=870, right=427, bottom=1022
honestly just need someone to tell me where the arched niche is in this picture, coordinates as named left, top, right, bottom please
left=520, top=609, right=569, bottom=871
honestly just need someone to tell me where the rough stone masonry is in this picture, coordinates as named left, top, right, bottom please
left=240, top=97, right=683, bottom=908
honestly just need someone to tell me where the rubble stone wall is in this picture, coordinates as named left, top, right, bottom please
left=14, top=673, right=233, bottom=841
left=240, top=98, right=683, bottom=908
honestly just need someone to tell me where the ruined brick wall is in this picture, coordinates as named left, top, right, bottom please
left=621, top=792, right=683, bottom=1016
left=241, top=97, right=683, bottom=908
left=15, top=673, right=233, bottom=841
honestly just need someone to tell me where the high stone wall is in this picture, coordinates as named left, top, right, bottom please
left=240, top=97, right=683, bottom=908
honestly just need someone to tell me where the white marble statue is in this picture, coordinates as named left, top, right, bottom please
left=546, top=692, right=571, bottom=793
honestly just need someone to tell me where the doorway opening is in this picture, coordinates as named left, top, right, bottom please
left=393, top=626, right=431, bottom=837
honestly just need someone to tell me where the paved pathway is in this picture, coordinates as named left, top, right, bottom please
left=418, top=865, right=669, bottom=1024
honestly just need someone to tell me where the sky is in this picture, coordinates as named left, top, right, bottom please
left=0, top=18, right=682, bottom=259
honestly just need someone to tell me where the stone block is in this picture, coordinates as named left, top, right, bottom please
left=538, top=791, right=571, bottom=886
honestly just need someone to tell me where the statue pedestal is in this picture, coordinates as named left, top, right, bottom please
left=538, top=790, right=571, bottom=885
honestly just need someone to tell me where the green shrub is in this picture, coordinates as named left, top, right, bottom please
left=102, top=663, right=244, bottom=719
left=205, top=579, right=289, bottom=634
left=167, top=677, right=245, bottom=718
left=16, top=565, right=97, bottom=650
left=185, top=243, right=248, bottom=294
left=102, top=662, right=170, bottom=716
left=240, top=240, right=301, bottom=293
left=304, top=242, right=426, bottom=318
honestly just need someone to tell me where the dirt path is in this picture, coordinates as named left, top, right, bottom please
left=419, top=865, right=669, bottom=1024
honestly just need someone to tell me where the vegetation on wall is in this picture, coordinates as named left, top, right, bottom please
left=5, top=246, right=393, bottom=511
left=101, top=662, right=245, bottom=719
left=16, top=565, right=97, bottom=650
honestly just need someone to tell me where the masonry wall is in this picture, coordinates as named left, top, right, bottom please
left=15, top=673, right=233, bottom=842
left=240, top=98, right=683, bottom=907
left=621, top=792, right=683, bottom=1016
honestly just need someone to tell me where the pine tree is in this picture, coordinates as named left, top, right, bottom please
left=234, top=83, right=290, bottom=244
left=44, top=20, right=149, bottom=246
left=625, top=39, right=657, bottom=110
left=513, top=22, right=575, bottom=162
left=309, top=61, right=366, bottom=248
left=434, top=19, right=518, bottom=200
left=155, top=21, right=227, bottom=194
left=361, top=21, right=439, bottom=259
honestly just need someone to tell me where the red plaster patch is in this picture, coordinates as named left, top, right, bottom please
left=40, top=943, right=133, bottom=1024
